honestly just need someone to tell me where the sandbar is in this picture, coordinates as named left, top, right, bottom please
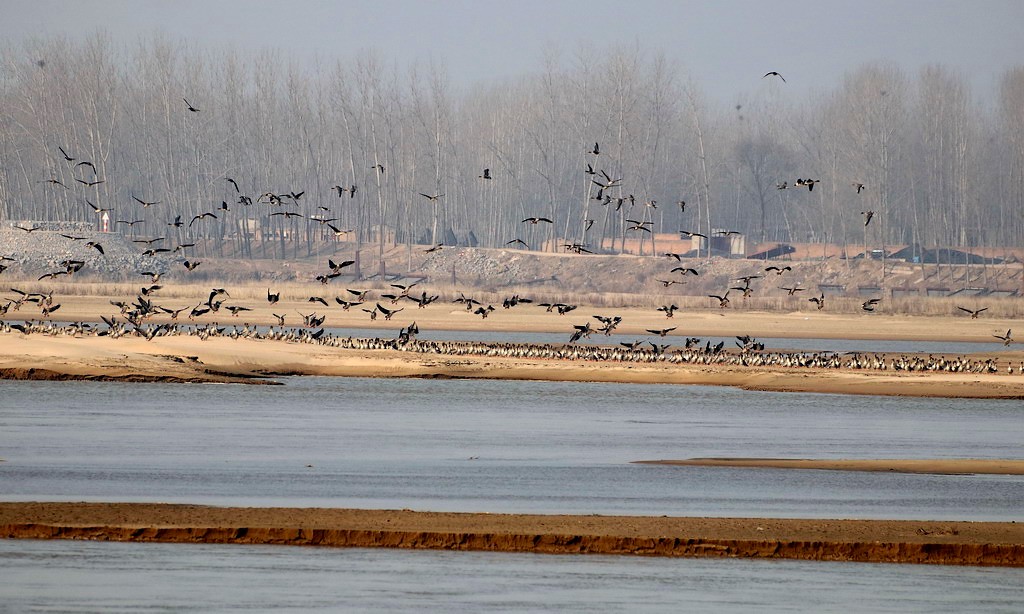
left=2, top=333, right=1024, bottom=398
left=635, top=458, right=1024, bottom=475
left=1, top=502, right=1022, bottom=567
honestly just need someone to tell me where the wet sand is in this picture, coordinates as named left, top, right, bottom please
left=635, top=458, right=1024, bottom=475
left=2, top=333, right=1023, bottom=398
left=2, top=502, right=1022, bottom=566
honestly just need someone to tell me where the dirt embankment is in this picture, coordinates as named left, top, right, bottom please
left=2, top=503, right=1023, bottom=567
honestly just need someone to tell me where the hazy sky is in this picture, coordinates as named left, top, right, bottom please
left=4, top=0, right=1022, bottom=104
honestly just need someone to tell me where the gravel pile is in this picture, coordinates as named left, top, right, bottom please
left=1, top=221, right=177, bottom=280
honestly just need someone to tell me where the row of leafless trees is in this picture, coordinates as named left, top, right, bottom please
left=1, top=33, right=1023, bottom=259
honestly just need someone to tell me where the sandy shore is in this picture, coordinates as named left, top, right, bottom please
left=636, top=458, right=1024, bottom=475
left=1, top=502, right=1021, bottom=566
left=2, top=332, right=1024, bottom=398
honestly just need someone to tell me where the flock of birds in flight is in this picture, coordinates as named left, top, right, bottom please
left=1, top=72, right=1015, bottom=354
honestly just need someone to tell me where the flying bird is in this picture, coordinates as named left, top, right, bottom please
left=763, top=71, right=786, bottom=82
left=523, top=217, right=553, bottom=224
left=861, top=298, right=881, bottom=312
left=183, top=98, right=200, bottom=112
left=190, top=212, right=217, bottom=227
left=708, top=292, right=731, bottom=308
left=86, top=200, right=113, bottom=214
left=132, top=195, right=161, bottom=207
left=671, top=267, right=699, bottom=276
left=956, top=306, right=988, bottom=319
left=861, top=211, right=875, bottom=226
left=479, top=168, right=492, bottom=180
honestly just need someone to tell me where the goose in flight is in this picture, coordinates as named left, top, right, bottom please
left=335, top=298, right=363, bottom=310
left=569, top=322, right=593, bottom=343
left=523, top=217, right=553, bottom=224
left=184, top=98, right=200, bottom=112
left=377, top=303, right=404, bottom=320
left=479, top=168, right=491, bottom=179
left=808, top=293, right=825, bottom=310
left=419, top=193, right=444, bottom=201
left=671, top=267, right=699, bottom=276
left=646, top=327, right=677, bottom=337
left=190, top=212, right=217, bottom=227
left=764, top=266, right=791, bottom=275
left=657, top=304, right=679, bottom=318
left=132, top=195, right=161, bottom=207
left=708, top=292, right=731, bottom=308
left=763, top=71, right=786, bottom=82
left=794, top=178, right=820, bottom=191
left=861, top=210, right=875, bottom=226
left=861, top=298, right=881, bottom=312
left=994, top=329, right=1013, bottom=346
left=86, top=200, right=113, bottom=214
left=956, top=306, right=987, bottom=319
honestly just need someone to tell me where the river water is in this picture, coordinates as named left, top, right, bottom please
left=2, top=376, right=1023, bottom=611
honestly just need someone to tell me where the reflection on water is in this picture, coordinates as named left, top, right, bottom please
left=1, top=540, right=1022, bottom=613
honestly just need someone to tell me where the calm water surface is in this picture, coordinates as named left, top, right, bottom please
left=2, top=376, right=1022, bottom=611
left=1, top=377, right=1021, bottom=519
left=1, top=540, right=1022, bottom=613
